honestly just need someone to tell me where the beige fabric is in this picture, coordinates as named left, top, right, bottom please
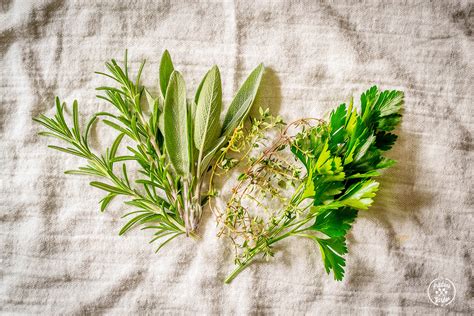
left=1, top=0, right=473, bottom=314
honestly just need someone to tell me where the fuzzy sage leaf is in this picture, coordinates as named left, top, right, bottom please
left=164, top=71, right=190, bottom=177
left=159, top=50, right=174, bottom=98
left=194, top=66, right=222, bottom=167
left=222, top=63, right=264, bottom=136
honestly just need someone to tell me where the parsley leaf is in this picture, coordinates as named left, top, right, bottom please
left=316, top=237, right=348, bottom=281
left=306, top=207, right=357, bottom=280
left=311, top=207, right=358, bottom=237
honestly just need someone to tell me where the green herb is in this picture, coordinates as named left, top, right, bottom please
left=34, top=53, right=403, bottom=283
left=212, top=86, right=403, bottom=283
left=34, top=50, right=264, bottom=249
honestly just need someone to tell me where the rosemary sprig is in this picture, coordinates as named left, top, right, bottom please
left=34, top=96, right=188, bottom=250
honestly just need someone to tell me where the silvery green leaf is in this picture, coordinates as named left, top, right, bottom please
left=163, top=71, right=190, bottom=176
left=145, top=88, right=161, bottom=110
left=158, top=111, right=165, bottom=134
left=199, top=136, right=226, bottom=176
left=188, top=99, right=196, bottom=121
left=145, top=88, right=160, bottom=132
left=194, top=69, right=208, bottom=105
left=194, top=66, right=222, bottom=156
left=221, top=63, right=264, bottom=136
left=187, top=99, right=195, bottom=168
left=145, top=88, right=154, bottom=106
left=159, top=50, right=174, bottom=98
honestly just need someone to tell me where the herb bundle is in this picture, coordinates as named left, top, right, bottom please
left=35, top=51, right=404, bottom=283
left=34, top=51, right=264, bottom=249
left=212, top=86, right=403, bottom=283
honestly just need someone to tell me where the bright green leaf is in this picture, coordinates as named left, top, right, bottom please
left=316, top=237, right=348, bottom=281
left=338, top=180, right=379, bottom=210
left=90, top=181, right=129, bottom=195
left=100, top=193, right=116, bottom=212
left=310, top=207, right=358, bottom=237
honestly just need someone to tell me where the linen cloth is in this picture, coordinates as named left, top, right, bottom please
left=1, top=0, right=473, bottom=314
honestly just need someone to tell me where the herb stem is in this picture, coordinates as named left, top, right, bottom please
left=224, top=229, right=294, bottom=283
left=224, top=254, right=256, bottom=284
left=224, top=212, right=314, bottom=283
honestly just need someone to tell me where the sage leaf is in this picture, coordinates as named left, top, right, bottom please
left=194, top=69, right=207, bottom=105
left=194, top=65, right=222, bottom=156
left=164, top=71, right=190, bottom=176
left=199, top=136, right=226, bottom=175
left=145, top=88, right=161, bottom=135
left=187, top=100, right=195, bottom=168
left=159, top=50, right=174, bottom=97
left=158, top=111, right=165, bottom=134
left=221, top=63, right=264, bottom=136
